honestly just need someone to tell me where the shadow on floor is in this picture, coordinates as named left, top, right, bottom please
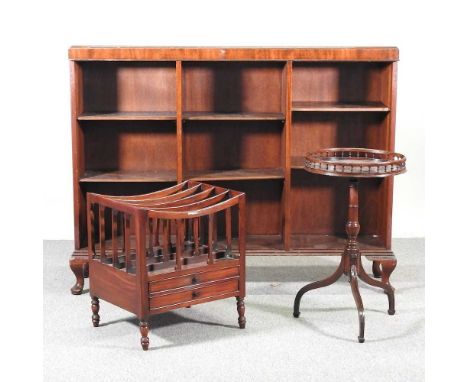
left=247, top=265, right=341, bottom=282
left=100, top=310, right=237, bottom=331
left=246, top=257, right=395, bottom=282
left=89, top=306, right=245, bottom=351
left=247, top=299, right=424, bottom=343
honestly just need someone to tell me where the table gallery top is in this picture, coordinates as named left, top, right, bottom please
left=304, top=148, right=406, bottom=178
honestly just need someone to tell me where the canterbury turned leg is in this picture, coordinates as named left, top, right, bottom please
left=140, top=321, right=149, bottom=351
left=91, top=296, right=100, bottom=327
left=237, top=297, right=246, bottom=329
left=293, top=179, right=396, bottom=343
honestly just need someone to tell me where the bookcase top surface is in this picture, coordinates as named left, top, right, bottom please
left=69, top=46, right=398, bottom=62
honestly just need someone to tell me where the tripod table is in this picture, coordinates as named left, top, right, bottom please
left=293, top=148, right=406, bottom=343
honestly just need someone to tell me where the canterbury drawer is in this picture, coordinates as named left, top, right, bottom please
left=149, top=266, right=239, bottom=293
left=149, top=278, right=239, bottom=310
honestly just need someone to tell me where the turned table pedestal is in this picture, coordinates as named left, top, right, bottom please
left=293, top=148, right=406, bottom=342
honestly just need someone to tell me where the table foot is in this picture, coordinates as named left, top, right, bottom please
left=350, top=265, right=365, bottom=343
left=293, top=257, right=344, bottom=318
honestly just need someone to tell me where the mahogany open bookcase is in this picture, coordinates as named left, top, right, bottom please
left=69, top=47, right=399, bottom=294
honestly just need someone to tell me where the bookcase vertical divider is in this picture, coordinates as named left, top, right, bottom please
left=382, top=62, right=398, bottom=249
left=282, top=61, right=293, bottom=250
left=176, top=61, right=183, bottom=182
left=387, top=63, right=398, bottom=154
left=70, top=61, right=85, bottom=248
left=70, top=60, right=89, bottom=295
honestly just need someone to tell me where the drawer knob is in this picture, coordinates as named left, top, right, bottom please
left=191, top=277, right=198, bottom=284
left=192, top=291, right=199, bottom=299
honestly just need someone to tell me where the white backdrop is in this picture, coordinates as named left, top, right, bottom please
left=27, top=0, right=426, bottom=240
left=3, top=1, right=467, bottom=380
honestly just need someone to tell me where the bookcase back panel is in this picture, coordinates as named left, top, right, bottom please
left=291, top=171, right=385, bottom=238
left=83, top=121, right=177, bottom=171
left=82, top=62, right=176, bottom=112
left=81, top=182, right=176, bottom=196
left=183, top=62, right=285, bottom=113
left=209, top=180, right=283, bottom=235
left=183, top=121, right=283, bottom=171
left=292, top=63, right=391, bottom=105
left=291, top=113, right=387, bottom=159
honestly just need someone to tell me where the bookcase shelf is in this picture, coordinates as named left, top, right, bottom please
left=292, top=101, right=389, bottom=112
left=78, top=112, right=176, bottom=121
left=70, top=47, right=398, bottom=258
left=79, top=170, right=177, bottom=183
left=185, top=168, right=284, bottom=181
left=182, top=112, right=284, bottom=121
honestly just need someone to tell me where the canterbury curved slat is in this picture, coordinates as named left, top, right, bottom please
left=130, top=187, right=216, bottom=208
left=88, top=193, right=139, bottom=215
left=118, top=180, right=211, bottom=203
left=150, top=190, right=230, bottom=213
left=150, top=194, right=241, bottom=219
left=124, top=184, right=202, bottom=205
left=126, top=182, right=217, bottom=205
left=108, top=181, right=189, bottom=201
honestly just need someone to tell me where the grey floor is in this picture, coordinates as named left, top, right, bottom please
left=44, top=239, right=424, bottom=382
